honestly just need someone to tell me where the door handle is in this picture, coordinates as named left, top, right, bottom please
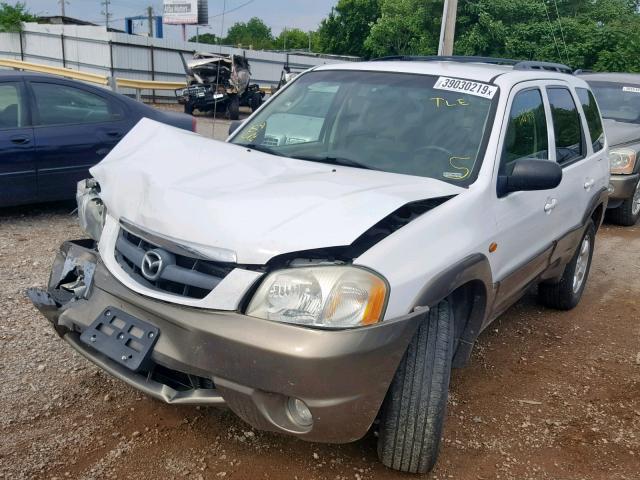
left=106, top=131, right=123, bottom=138
left=544, top=198, right=558, bottom=214
left=584, top=178, right=595, bottom=190
left=10, top=136, right=30, bottom=145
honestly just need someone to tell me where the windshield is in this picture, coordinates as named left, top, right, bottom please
left=589, top=81, right=640, bottom=124
left=230, top=70, right=496, bottom=186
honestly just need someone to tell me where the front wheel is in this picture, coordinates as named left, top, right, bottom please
left=227, top=96, right=240, bottom=120
left=377, top=300, right=454, bottom=474
left=183, top=102, right=194, bottom=115
left=538, top=221, right=595, bottom=310
left=608, top=179, right=640, bottom=226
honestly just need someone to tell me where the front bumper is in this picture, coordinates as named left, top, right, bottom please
left=609, top=173, right=639, bottom=202
left=28, top=240, right=425, bottom=443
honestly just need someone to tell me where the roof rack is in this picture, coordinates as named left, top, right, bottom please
left=373, top=55, right=573, bottom=74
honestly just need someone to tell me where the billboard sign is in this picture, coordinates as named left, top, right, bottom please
left=163, top=0, right=198, bottom=25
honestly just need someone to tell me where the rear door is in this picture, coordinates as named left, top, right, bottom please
left=0, top=80, right=35, bottom=206
left=491, top=82, right=566, bottom=314
left=27, top=79, right=131, bottom=202
left=543, top=85, right=607, bottom=260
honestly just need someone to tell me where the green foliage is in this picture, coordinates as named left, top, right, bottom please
left=224, top=17, right=274, bottom=50
left=315, top=0, right=381, bottom=57
left=0, top=2, right=35, bottom=33
left=274, top=28, right=311, bottom=50
left=365, top=0, right=442, bottom=57
left=314, top=0, right=640, bottom=71
left=189, top=32, right=219, bottom=45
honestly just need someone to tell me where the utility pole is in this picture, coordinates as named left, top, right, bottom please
left=147, top=6, right=153, bottom=37
left=101, top=0, right=111, bottom=29
left=58, top=0, right=67, bottom=17
left=437, top=0, right=458, bottom=56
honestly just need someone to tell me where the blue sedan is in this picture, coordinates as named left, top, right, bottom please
left=0, top=71, right=194, bottom=207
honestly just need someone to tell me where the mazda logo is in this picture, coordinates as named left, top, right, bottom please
left=141, top=250, right=164, bottom=281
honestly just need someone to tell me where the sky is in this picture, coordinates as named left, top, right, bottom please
left=22, top=0, right=337, bottom=38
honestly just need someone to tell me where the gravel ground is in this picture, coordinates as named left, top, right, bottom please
left=1, top=204, right=638, bottom=480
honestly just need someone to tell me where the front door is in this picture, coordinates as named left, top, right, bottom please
left=490, top=83, right=565, bottom=316
left=0, top=80, right=35, bottom=207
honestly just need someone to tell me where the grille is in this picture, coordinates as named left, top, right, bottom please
left=114, top=229, right=235, bottom=299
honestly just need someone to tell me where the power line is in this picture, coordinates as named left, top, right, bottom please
left=208, top=0, right=256, bottom=20
left=551, top=0, right=570, bottom=65
left=540, top=0, right=563, bottom=63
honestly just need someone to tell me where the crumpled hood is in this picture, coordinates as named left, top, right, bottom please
left=603, top=118, right=640, bottom=147
left=91, top=119, right=463, bottom=265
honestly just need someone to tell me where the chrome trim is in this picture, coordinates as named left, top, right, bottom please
left=119, top=217, right=237, bottom=263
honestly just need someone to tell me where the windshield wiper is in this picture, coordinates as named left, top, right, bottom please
left=293, top=154, right=373, bottom=170
left=244, top=143, right=287, bottom=157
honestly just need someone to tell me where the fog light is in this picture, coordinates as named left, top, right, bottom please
left=287, top=397, right=312, bottom=427
left=608, top=183, right=615, bottom=194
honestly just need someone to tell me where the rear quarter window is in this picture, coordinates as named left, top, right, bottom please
left=576, top=88, right=605, bottom=152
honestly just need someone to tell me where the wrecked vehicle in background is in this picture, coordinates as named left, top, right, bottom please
left=29, top=58, right=608, bottom=474
left=175, top=52, right=264, bottom=119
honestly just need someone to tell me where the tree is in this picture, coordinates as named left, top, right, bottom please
left=224, top=17, right=273, bottom=50
left=0, top=1, right=35, bottom=33
left=365, top=0, right=443, bottom=57
left=188, top=32, right=219, bottom=44
left=315, top=0, right=381, bottom=58
left=274, top=28, right=311, bottom=50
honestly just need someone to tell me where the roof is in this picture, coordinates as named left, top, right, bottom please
left=313, top=59, right=585, bottom=87
left=578, top=72, right=640, bottom=85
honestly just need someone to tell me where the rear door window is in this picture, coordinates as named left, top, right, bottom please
left=576, top=88, right=605, bottom=152
left=31, top=82, right=124, bottom=126
left=547, top=87, right=585, bottom=165
left=499, top=88, right=549, bottom=174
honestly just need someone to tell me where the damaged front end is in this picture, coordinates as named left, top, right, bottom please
left=27, top=239, right=98, bottom=335
left=28, top=179, right=105, bottom=333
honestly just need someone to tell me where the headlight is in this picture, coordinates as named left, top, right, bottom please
left=246, top=266, right=388, bottom=328
left=609, top=148, right=637, bottom=174
left=76, top=178, right=106, bottom=241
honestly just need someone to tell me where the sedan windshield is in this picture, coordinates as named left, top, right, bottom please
left=230, top=70, right=496, bottom=186
left=589, top=82, right=640, bottom=124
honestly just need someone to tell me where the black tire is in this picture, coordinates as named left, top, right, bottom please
left=377, top=301, right=454, bottom=474
left=184, top=102, right=194, bottom=115
left=538, top=221, right=595, bottom=310
left=608, top=179, right=640, bottom=226
left=228, top=96, right=240, bottom=120
left=250, top=92, right=263, bottom=112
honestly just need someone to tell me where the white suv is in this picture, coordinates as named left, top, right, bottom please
left=30, top=57, right=609, bottom=474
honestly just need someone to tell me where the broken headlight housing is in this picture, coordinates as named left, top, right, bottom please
left=246, top=266, right=388, bottom=328
left=76, top=178, right=106, bottom=242
left=609, top=148, right=637, bottom=174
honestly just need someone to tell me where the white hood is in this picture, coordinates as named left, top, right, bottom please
left=91, top=119, right=463, bottom=264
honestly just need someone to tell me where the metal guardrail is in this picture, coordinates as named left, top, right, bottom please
left=0, top=58, right=187, bottom=96
left=0, top=58, right=109, bottom=85
left=115, top=78, right=186, bottom=90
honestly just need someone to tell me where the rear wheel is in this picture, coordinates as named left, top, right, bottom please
left=377, top=300, right=454, bottom=474
left=608, top=179, right=640, bottom=226
left=538, top=221, right=595, bottom=310
left=228, top=96, right=240, bottom=120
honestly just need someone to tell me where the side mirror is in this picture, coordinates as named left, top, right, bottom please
left=228, top=120, right=242, bottom=136
left=498, top=159, right=562, bottom=196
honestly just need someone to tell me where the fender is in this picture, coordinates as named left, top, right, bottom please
left=411, top=253, right=495, bottom=368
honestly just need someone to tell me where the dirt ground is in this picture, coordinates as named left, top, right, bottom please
left=1, top=204, right=639, bottom=480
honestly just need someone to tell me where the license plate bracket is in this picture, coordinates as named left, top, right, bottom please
left=80, top=307, right=159, bottom=372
